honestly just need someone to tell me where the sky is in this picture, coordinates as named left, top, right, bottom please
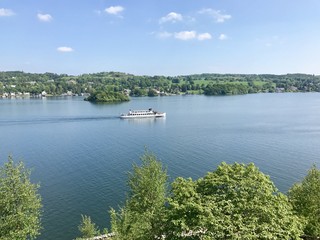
left=1, top=0, right=320, bottom=76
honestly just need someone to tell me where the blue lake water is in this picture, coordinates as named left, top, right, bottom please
left=1, top=93, right=320, bottom=239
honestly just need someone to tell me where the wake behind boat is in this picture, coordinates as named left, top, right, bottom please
left=120, top=108, right=166, bottom=119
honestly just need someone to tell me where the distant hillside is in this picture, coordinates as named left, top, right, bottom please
left=1, top=71, right=320, bottom=97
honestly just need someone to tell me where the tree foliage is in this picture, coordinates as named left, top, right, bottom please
left=76, top=215, right=101, bottom=239
left=84, top=91, right=129, bottom=103
left=0, top=156, right=42, bottom=240
left=164, top=162, right=304, bottom=239
left=288, top=165, right=320, bottom=238
left=108, top=154, right=305, bottom=240
left=1, top=71, right=320, bottom=97
left=147, top=88, right=158, bottom=97
left=110, top=150, right=168, bottom=240
left=203, top=82, right=250, bottom=95
left=130, top=88, right=147, bottom=97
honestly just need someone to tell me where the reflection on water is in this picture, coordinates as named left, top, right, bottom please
left=122, top=117, right=166, bottom=125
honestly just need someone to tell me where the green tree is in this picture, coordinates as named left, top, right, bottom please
left=147, top=88, right=158, bottom=97
left=0, top=82, right=3, bottom=94
left=165, top=162, right=304, bottom=239
left=288, top=165, right=320, bottom=238
left=76, top=215, right=101, bottom=239
left=130, top=88, right=147, bottom=97
left=84, top=91, right=129, bottom=103
left=110, top=150, right=168, bottom=240
left=0, top=156, right=42, bottom=240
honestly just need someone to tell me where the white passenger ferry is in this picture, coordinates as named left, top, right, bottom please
left=120, top=108, right=166, bottom=119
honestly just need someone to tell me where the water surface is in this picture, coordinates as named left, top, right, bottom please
left=1, top=93, right=320, bottom=239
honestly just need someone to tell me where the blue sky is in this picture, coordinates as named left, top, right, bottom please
left=1, top=0, right=320, bottom=76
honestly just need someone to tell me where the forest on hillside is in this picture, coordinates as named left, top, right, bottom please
left=1, top=71, right=320, bottom=97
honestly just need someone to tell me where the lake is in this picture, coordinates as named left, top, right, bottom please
left=1, top=93, right=320, bottom=240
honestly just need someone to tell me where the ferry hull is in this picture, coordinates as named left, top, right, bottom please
left=120, top=113, right=166, bottom=119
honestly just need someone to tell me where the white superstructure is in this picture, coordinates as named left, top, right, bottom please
left=120, top=108, right=166, bottom=119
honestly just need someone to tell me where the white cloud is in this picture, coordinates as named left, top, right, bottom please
left=159, top=12, right=183, bottom=24
left=155, top=31, right=212, bottom=41
left=198, top=33, right=212, bottom=41
left=37, top=13, right=52, bottom=22
left=199, top=8, right=231, bottom=23
left=157, top=31, right=173, bottom=39
left=0, top=8, right=15, bottom=17
left=174, top=31, right=197, bottom=40
left=57, top=47, right=74, bottom=52
left=105, top=6, right=124, bottom=15
left=219, top=34, right=228, bottom=40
